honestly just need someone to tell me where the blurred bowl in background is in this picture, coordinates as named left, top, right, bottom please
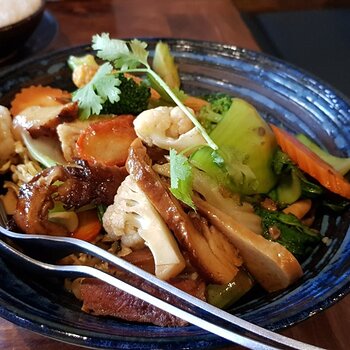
left=0, top=0, right=45, bottom=60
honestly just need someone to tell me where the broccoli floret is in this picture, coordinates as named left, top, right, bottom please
left=198, top=93, right=233, bottom=132
left=101, top=74, right=151, bottom=116
left=206, top=93, right=233, bottom=113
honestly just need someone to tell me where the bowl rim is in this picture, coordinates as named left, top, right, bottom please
left=0, top=0, right=45, bottom=32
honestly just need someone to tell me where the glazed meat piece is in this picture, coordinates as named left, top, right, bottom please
left=80, top=275, right=206, bottom=327
left=12, top=102, right=78, bottom=138
left=14, top=160, right=127, bottom=235
left=126, top=138, right=241, bottom=284
left=14, top=166, right=69, bottom=236
left=57, top=119, right=96, bottom=162
left=56, top=160, right=128, bottom=209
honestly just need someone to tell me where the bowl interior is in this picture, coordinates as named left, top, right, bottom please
left=0, top=40, right=349, bottom=349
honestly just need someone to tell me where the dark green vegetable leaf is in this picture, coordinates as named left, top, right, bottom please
left=272, top=149, right=323, bottom=201
left=256, top=206, right=321, bottom=260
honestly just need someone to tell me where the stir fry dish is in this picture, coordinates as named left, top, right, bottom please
left=0, top=34, right=349, bottom=327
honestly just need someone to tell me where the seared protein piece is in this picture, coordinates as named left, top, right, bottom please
left=194, top=196, right=303, bottom=292
left=80, top=275, right=206, bottom=327
left=76, top=247, right=205, bottom=327
left=12, top=102, right=78, bottom=138
left=14, top=160, right=127, bottom=235
left=126, top=138, right=241, bottom=284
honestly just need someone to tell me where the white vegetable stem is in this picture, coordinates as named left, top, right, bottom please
left=126, top=68, right=218, bottom=150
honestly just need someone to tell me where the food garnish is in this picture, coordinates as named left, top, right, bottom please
left=76, top=33, right=217, bottom=150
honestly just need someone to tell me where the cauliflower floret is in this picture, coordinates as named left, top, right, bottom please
left=0, top=106, right=16, bottom=167
left=133, top=106, right=206, bottom=153
left=103, top=175, right=186, bottom=280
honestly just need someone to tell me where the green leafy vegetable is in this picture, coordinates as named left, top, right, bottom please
left=96, top=204, right=107, bottom=222
left=191, top=98, right=277, bottom=195
left=256, top=206, right=321, bottom=260
left=90, top=33, right=217, bottom=150
left=271, top=149, right=323, bottom=203
left=169, top=149, right=195, bottom=209
left=72, top=62, right=121, bottom=119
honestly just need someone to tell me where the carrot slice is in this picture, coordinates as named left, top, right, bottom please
left=271, top=124, right=350, bottom=199
left=76, top=115, right=137, bottom=166
left=11, top=86, right=71, bottom=116
left=72, top=209, right=102, bottom=242
left=183, top=96, right=209, bottom=113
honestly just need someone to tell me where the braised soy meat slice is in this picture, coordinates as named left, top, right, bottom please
left=126, top=138, right=241, bottom=284
left=14, top=166, right=69, bottom=236
left=56, top=160, right=128, bottom=209
left=14, top=161, right=127, bottom=235
left=80, top=275, right=206, bottom=327
left=13, top=102, right=78, bottom=138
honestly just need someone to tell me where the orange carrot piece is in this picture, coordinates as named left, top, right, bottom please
left=271, top=124, right=350, bottom=199
left=76, top=115, right=137, bottom=167
left=183, top=96, right=209, bottom=113
left=72, top=209, right=102, bottom=242
left=10, top=85, right=71, bottom=116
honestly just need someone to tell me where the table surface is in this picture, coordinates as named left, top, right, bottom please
left=0, top=0, right=349, bottom=349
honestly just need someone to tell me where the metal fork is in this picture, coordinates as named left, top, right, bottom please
left=0, top=201, right=322, bottom=350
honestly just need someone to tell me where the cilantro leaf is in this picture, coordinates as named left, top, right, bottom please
left=72, top=62, right=121, bottom=119
left=92, top=34, right=149, bottom=71
left=89, top=33, right=217, bottom=150
left=129, top=39, right=149, bottom=66
left=170, top=149, right=195, bottom=209
left=92, top=33, right=129, bottom=62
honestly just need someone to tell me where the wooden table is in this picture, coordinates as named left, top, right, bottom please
left=0, top=0, right=349, bottom=349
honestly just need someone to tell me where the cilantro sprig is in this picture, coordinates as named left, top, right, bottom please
left=89, top=33, right=217, bottom=150
left=72, top=62, right=121, bottom=119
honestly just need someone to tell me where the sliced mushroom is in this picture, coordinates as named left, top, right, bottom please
left=14, top=161, right=127, bottom=236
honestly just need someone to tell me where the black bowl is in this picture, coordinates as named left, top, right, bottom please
left=0, top=0, right=45, bottom=60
